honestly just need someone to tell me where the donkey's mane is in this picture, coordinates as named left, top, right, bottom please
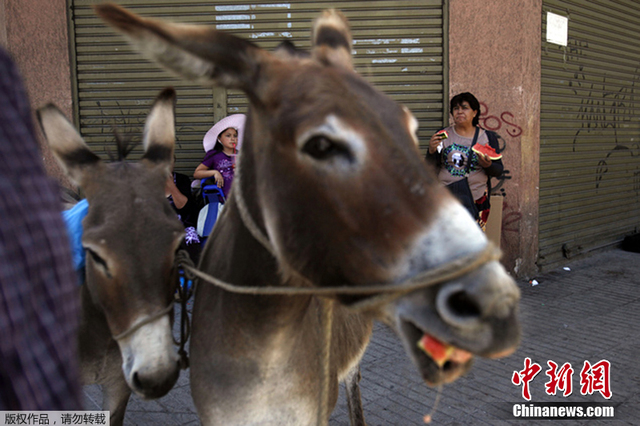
left=108, top=130, right=138, bottom=162
left=274, top=40, right=310, bottom=58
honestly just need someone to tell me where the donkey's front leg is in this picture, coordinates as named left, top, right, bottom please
left=102, top=375, right=131, bottom=426
left=344, top=364, right=366, bottom=426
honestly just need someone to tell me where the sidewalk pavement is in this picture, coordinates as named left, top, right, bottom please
left=84, top=247, right=639, bottom=425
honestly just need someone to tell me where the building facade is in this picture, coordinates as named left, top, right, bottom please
left=2, top=0, right=639, bottom=277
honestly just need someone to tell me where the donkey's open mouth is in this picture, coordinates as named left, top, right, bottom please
left=392, top=259, right=521, bottom=387
left=400, top=321, right=475, bottom=386
left=370, top=199, right=522, bottom=387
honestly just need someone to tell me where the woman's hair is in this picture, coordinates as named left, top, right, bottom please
left=450, top=92, right=481, bottom=127
left=212, top=127, right=235, bottom=152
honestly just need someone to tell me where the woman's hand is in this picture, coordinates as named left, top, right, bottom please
left=165, top=175, right=178, bottom=197
left=428, top=133, right=445, bottom=154
left=165, top=174, right=188, bottom=209
left=477, top=152, right=492, bottom=168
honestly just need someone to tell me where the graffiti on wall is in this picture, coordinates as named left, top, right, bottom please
left=479, top=102, right=523, bottom=138
left=595, top=145, right=640, bottom=193
left=478, top=101, right=517, bottom=197
left=565, top=38, right=640, bottom=192
left=478, top=101, right=522, bottom=235
left=501, top=199, right=522, bottom=235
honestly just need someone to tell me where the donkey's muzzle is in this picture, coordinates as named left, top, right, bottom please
left=131, top=362, right=181, bottom=399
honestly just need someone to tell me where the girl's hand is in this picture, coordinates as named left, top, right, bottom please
left=428, top=133, right=445, bottom=154
left=477, top=152, right=492, bottom=168
left=212, top=170, right=224, bottom=187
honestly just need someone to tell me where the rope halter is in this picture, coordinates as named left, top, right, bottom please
left=185, top=159, right=502, bottom=311
left=112, top=249, right=194, bottom=371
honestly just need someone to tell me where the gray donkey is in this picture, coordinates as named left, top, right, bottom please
left=38, top=88, right=184, bottom=426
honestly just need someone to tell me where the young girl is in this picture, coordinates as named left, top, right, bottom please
left=194, top=114, right=246, bottom=199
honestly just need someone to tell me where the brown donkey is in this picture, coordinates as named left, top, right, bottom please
left=96, top=4, right=521, bottom=425
left=37, top=89, right=184, bottom=426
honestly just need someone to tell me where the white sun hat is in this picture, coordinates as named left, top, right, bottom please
left=202, top=113, right=246, bottom=152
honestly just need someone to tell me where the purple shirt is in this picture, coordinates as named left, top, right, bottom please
left=202, top=150, right=235, bottom=199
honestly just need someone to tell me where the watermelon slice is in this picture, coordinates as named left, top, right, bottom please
left=417, top=334, right=473, bottom=367
left=435, top=130, right=448, bottom=140
left=417, top=335, right=453, bottom=367
left=472, top=144, right=502, bottom=160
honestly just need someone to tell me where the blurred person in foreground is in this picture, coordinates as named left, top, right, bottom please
left=0, top=47, right=83, bottom=410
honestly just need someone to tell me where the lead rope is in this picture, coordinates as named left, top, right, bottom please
left=317, top=300, right=333, bottom=426
left=185, top=158, right=500, bottom=426
left=174, top=249, right=196, bottom=370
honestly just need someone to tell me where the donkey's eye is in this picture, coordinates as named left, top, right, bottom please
left=302, top=136, right=352, bottom=162
left=86, top=248, right=112, bottom=278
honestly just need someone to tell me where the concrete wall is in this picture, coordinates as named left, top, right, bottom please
left=449, top=0, right=542, bottom=277
left=1, top=0, right=73, bottom=187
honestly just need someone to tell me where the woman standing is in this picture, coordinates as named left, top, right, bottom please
left=425, top=92, right=504, bottom=230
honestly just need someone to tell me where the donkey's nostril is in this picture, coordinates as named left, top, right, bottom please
left=132, top=371, right=143, bottom=390
left=436, top=282, right=483, bottom=327
left=446, top=290, right=481, bottom=318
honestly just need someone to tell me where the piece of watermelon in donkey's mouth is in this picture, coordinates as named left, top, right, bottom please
left=472, top=144, right=502, bottom=160
left=416, top=334, right=473, bottom=367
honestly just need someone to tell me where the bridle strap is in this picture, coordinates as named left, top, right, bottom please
left=233, top=158, right=278, bottom=258
left=216, top=155, right=501, bottom=308
left=183, top=244, right=499, bottom=310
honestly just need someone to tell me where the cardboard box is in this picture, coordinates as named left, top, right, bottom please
left=485, top=195, right=503, bottom=248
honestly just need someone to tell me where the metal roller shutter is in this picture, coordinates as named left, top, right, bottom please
left=69, top=0, right=446, bottom=175
left=539, top=0, right=640, bottom=269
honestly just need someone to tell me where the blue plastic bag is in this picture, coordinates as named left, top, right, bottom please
left=62, top=199, right=88, bottom=273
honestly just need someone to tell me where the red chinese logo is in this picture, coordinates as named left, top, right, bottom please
left=545, top=361, right=574, bottom=396
left=580, top=360, right=612, bottom=399
left=512, top=357, right=542, bottom=400
left=512, top=358, right=612, bottom=401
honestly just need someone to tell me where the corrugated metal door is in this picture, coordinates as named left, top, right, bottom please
left=69, top=0, right=446, bottom=175
left=539, top=0, right=640, bottom=269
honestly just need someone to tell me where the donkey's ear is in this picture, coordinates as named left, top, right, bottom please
left=311, top=9, right=353, bottom=70
left=37, top=104, right=101, bottom=186
left=141, top=87, right=175, bottom=165
left=95, top=3, right=266, bottom=100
